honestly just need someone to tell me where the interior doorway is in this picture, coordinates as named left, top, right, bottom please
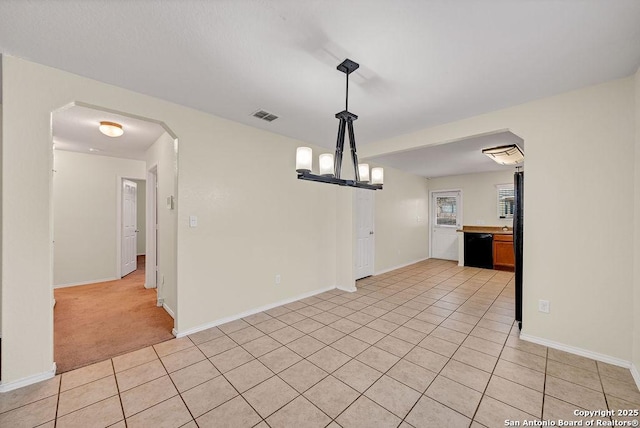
left=430, top=190, right=462, bottom=260
left=51, top=102, right=178, bottom=373
left=121, top=178, right=139, bottom=277
left=355, top=188, right=375, bottom=279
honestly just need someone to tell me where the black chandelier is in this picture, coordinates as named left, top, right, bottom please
left=296, top=59, right=383, bottom=190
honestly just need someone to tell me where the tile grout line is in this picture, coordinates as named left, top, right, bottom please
left=540, top=345, right=549, bottom=421
left=156, top=336, right=213, bottom=426
left=38, top=260, right=636, bottom=427
left=205, top=324, right=310, bottom=425
left=110, top=358, right=128, bottom=428
left=398, top=273, right=504, bottom=424
left=137, top=341, right=196, bottom=425
left=53, top=371, right=62, bottom=428
left=397, top=268, right=514, bottom=425
left=276, top=263, right=511, bottom=423
left=468, top=320, right=519, bottom=424
left=329, top=266, right=506, bottom=425
left=50, top=260, right=639, bottom=426
left=267, top=262, right=474, bottom=424
left=596, top=359, right=614, bottom=423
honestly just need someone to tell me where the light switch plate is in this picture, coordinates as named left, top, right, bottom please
left=538, top=299, right=550, bottom=313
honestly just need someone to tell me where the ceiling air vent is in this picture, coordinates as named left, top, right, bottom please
left=252, top=109, right=279, bottom=122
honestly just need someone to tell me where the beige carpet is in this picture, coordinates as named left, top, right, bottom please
left=54, top=256, right=175, bottom=373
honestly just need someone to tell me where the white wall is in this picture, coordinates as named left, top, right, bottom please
left=0, top=102, right=3, bottom=336
left=335, top=187, right=355, bottom=291
left=4, top=53, right=630, bottom=387
left=634, top=67, right=640, bottom=375
left=145, top=132, right=177, bottom=317
left=133, top=179, right=146, bottom=255
left=0, top=56, right=339, bottom=384
left=374, top=165, right=429, bottom=273
left=53, top=151, right=145, bottom=287
left=427, top=170, right=515, bottom=228
left=361, top=77, right=636, bottom=363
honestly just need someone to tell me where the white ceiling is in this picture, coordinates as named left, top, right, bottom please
left=1, top=1, right=639, bottom=174
left=365, top=131, right=524, bottom=178
left=53, top=105, right=166, bottom=160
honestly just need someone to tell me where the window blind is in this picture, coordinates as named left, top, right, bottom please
left=497, top=184, right=515, bottom=219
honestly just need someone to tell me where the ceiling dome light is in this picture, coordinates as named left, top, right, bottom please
left=99, top=121, right=124, bottom=137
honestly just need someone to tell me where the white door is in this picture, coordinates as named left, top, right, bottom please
left=121, top=179, right=138, bottom=277
left=431, top=191, right=461, bottom=260
left=355, top=188, right=375, bottom=279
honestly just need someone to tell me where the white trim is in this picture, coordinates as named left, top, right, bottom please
left=374, top=257, right=429, bottom=276
left=137, top=252, right=146, bottom=256
left=54, top=277, right=119, bottom=289
left=174, top=285, right=335, bottom=338
left=520, top=333, right=631, bottom=368
left=0, top=363, right=57, bottom=393
left=456, top=231, right=465, bottom=266
left=116, top=176, right=145, bottom=279
left=145, top=164, right=158, bottom=291
left=337, top=285, right=357, bottom=293
left=631, top=364, right=640, bottom=392
left=163, top=302, right=175, bottom=319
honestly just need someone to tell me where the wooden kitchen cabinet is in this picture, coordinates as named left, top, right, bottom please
left=493, top=234, right=515, bottom=272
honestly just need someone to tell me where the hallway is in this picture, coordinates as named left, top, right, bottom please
left=54, top=256, right=175, bottom=373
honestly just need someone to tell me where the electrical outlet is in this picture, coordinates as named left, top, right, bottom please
left=275, top=274, right=281, bottom=285
left=538, top=299, right=550, bottom=313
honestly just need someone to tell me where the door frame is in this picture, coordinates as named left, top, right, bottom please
left=429, top=188, right=463, bottom=259
left=146, top=164, right=158, bottom=291
left=116, top=176, right=145, bottom=278
left=49, top=102, right=180, bottom=377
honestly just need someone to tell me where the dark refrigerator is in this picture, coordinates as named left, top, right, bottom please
left=514, top=170, right=524, bottom=330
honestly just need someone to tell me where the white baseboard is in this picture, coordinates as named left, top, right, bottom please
left=631, top=364, right=640, bottom=392
left=174, top=285, right=335, bottom=338
left=163, top=303, right=175, bottom=319
left=54, top=277, right=119, bottom=289
left=0, top=363, right=57, bottom=393
left=520, top=333, right=632, bottom=368
left=336, top=285, right=357, bottom=293
left=374, top=257, right=429, bottom=276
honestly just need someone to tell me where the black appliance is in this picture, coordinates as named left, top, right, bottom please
left=514, top=170, right=524, bottom=330
left=464, top=233, right=494, bottom=269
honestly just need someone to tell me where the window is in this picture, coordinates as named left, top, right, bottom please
left=497, top=184, right=515, bottom=219
left=436, top=196, right=458, bottom=226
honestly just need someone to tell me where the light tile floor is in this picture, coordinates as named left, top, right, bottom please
left=2, top=259, right=639, bottom=427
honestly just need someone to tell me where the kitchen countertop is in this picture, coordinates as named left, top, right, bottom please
left=456, top=226, right=513, bottom=235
